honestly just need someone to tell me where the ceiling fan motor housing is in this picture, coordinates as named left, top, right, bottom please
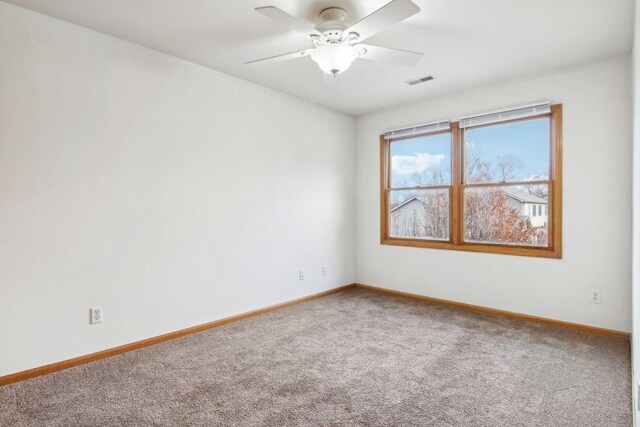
left=316, top=8, right=349, bottom=42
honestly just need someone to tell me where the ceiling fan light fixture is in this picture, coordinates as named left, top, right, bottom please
left=310, top=44, right=359, bottom=75
left=249, top=1, right=423, bottom=74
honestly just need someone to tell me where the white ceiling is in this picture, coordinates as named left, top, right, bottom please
left=3, top=0, right=634, bottom=115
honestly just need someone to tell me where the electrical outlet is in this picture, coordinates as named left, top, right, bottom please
left=298, top=269, right=304, bottom=280
left=590, top=290, right=601, bottom=304
left=90, top=306, right=103, bottom=324
left=322, top=265, right=327, bottom=276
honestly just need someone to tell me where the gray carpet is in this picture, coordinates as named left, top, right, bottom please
left=0, top=288, right=632, bottom=426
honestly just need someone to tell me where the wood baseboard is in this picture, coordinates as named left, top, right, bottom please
left=354, top=283, right=630, bottom=340
left=2, top=282, right=628, bottom=387
left=0, top=284, right=356, bottom=387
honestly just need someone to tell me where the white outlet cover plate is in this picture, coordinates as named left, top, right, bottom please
left=90, top=306, right=103, bottom=324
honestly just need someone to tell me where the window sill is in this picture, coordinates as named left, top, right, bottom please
left=381, top=237, right=562, bottom=259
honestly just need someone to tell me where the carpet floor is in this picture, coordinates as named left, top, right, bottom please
left=0, top=288, right=632, bottom=426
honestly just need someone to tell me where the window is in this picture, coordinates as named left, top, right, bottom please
left=380, top=104, right=562, bottom=258
left=389, top=132, right=452, bottom=241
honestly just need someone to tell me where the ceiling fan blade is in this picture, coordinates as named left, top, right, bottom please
left=343, top=0, right=420, bottom=43
left=358, top=44, right=423, bottom=66
left=245, top=49, right=313, bottom=66
left=256, top=6, right=324, bottom=40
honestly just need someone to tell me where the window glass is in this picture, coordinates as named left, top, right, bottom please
left=464, top=185, right=549, bottom=247
left=390, top=189, right=450, bottom=240
left=390, top=133, right=451, bottom=188
left=465, top=118, right=550, bottom=184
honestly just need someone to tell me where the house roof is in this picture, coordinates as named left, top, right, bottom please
left=390, top=197, right=424, bottom=212
left=504, top=189, right=548, bottom=204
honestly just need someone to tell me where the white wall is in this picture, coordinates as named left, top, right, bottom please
left=0, top=0, right=633, bottom=381
left=0, top=2, right=355, bottom=377
left=356, top=56, right=632, bottom=332
left=632, top=0, right=640, bottom=419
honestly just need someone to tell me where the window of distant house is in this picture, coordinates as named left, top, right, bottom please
left=380, top=103, right=562, bottom=258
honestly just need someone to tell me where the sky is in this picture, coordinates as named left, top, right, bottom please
left=390, top=118, right=550, bottom=189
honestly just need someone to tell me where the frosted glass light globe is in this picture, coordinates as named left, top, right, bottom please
left=310, top=44, right=359, bottom=75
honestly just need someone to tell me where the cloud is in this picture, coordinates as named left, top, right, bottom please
left=392, top=152, right=445, bottom=175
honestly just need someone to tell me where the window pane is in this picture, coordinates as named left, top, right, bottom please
left=464, top=185, right=549, bottom=247
left=390, top=133, right=451, bottom=188
left=390, top=189, right=450, bottom=240
left=465, top=118, right=549, bottom=184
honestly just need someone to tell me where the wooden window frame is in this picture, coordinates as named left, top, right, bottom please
left=380, top=104, right=562, bottom=259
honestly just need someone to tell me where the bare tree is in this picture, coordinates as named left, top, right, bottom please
left=465, top=145, right=493, bottom=183
left=423, top=191, right=449, bottom=239
left=412, top=163, right=450, bottom=187
left=465, top=189, right=544, bottom=245
left=496, top=155, right=522, bottom=182
left=525, top=173, right=549, bottom=198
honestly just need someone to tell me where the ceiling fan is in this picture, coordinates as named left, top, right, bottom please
left=246, top=0, right=423, bottom=76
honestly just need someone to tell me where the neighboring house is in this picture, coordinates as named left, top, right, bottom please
left=390, top=188, right=547, bottom=238
left=390, top=197, right=427, bottom=238
left=390, top=194, right=448, bottom=239
left=502, top=189, right=548, bottom=228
